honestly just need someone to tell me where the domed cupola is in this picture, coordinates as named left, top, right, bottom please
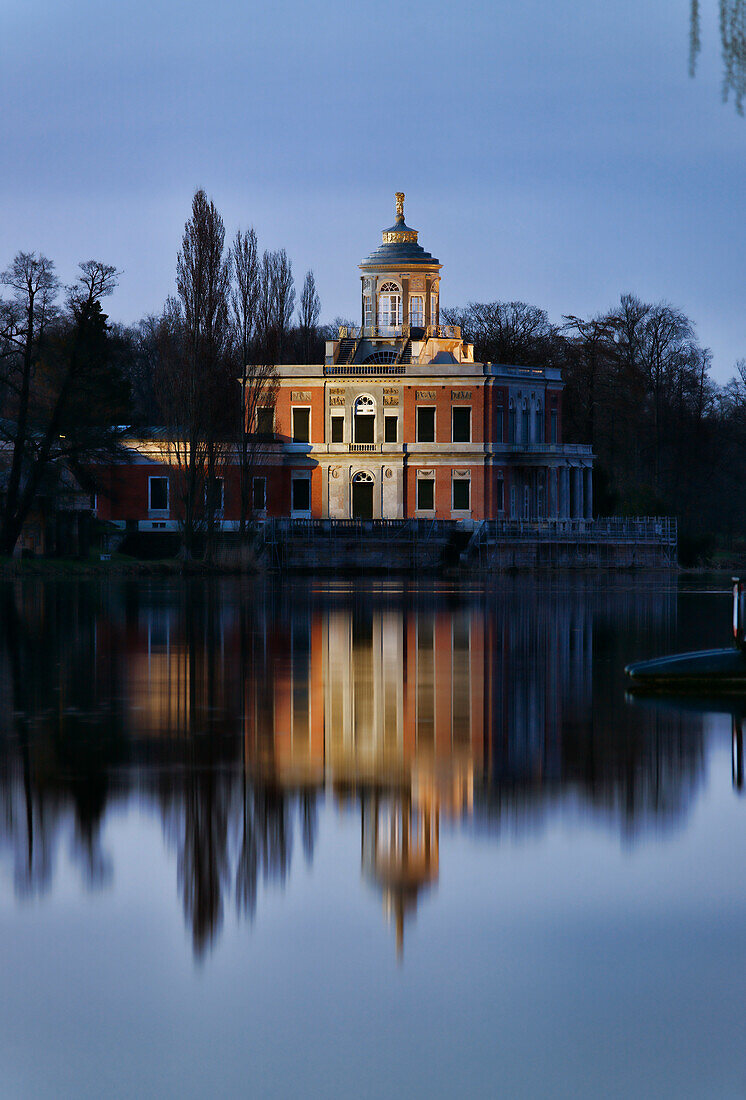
left=360, top=193, right=441, bottom=269
left=359, top=194, right=442, bottom=333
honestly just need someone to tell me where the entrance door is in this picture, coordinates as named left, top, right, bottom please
left=352, top=476, right=374, bottom=519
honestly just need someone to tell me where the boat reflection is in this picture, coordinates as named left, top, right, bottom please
left=0, top=578, right=708, bottom=956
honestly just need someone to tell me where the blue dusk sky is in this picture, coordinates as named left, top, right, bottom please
left=1, top=0, right=743, bottom=380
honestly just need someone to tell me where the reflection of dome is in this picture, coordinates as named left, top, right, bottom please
left=361, top=790, right=439, bottom=958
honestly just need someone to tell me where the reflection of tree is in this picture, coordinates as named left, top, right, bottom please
left=0, top=583, right=125, bottom=892
left=0, top=575, right=714, bottom=958
left=690, top=0, right=746, bottom=114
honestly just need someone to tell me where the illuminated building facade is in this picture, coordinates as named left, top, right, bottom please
left=94, top=194, right=594, bottom=532
left=265, top=192, right=594, bottom=522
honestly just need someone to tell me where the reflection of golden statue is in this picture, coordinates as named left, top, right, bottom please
left=395, top=191, right=405, bottom=218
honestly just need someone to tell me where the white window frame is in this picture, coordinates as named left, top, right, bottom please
left=291, top=406, right=311, bottom=444
left=204, top=476, right=225, bottom=514
left=409, top=295, right=424, bottom=327
left=252, top=476, right=267, bottom=513
left=452, top=405, right=471, bottom=443
left=451, top=473, right=471, bottom=513
left=148, top=475, right=169, bottom=514
left=330, top=414, right=344, bottom=444
left=291, top=473, right=312, bottom=517
left=416, top=473, right=435, bottom=513
left=384, top=413, right=398, bottom=444
left=416, top=406, right=436, bottom=444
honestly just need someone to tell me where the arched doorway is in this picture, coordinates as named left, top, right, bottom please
left=352, top=470, right=374, bottom=520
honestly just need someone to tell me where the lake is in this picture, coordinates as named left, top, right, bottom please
left=0, top=574, right=743, bottom=1098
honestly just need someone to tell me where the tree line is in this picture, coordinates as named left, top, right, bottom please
left=0, top=188, right=329, bottom=559
left=443, top=298, right=746, bottom=560
left=2, top=186, right=745, bottom=562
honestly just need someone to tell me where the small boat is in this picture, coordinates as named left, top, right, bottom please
left=625, top=578, right=746, bottom=693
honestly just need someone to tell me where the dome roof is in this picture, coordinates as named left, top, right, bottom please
left=360, top=193, right=440, bottom=269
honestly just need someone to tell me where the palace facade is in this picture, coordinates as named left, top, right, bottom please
left=94, top=194, right=593, bottom=533
left=270, top=193, right=593, bottom=523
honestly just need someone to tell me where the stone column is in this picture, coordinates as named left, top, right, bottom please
left=584, top=466, right=593, bottom=519
left=576, top=466, right=584, bottom=519
left=401, top=276, right=410, bottom=334
left=424, top=275, right=432, bottom=329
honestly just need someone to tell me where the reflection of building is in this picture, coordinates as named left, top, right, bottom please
left=0, top=578, right=708, bottom=956
left=362, top=791, right=439, bottom=958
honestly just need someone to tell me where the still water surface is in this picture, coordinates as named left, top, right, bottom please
left=0, top=575, right=743, bottom=1098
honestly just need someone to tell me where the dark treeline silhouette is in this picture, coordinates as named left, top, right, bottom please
left=0, top=257, right=131, bottom=555
left=443, top=297, right=746, bottom=560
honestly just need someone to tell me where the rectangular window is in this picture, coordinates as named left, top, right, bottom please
left=149, top=476, right=169, bottom=512
left=331, top=416, right=344, bottom=443
left=416, top=407, right=435, bottom=443
left=452, top=477, right=470, bottom=511
left=292, top=477, right=310, bottom=512
left=509, top=406, right=516, bottom=443
left=252, top=477, right=266, bottom=511
left=256, top=407, right=274, bottom=436
left=292, top=407, right=310, bottom=443
left=452, top=407, right=471, bottom=443
left=550, top=408, right=558, bottom=444
left=205, top=477, right=224, bottom=513
left=497, top=476, right=505, bottom=512
left=384, top=415, right=397, bottom=443
left=417, top=477, right=434, bottom=511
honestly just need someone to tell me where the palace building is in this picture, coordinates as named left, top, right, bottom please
left=264, top=192, right=593, bottom=523
left=94, top=193, right=594, bottom=534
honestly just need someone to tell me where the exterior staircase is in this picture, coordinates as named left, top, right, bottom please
left=336, top=337, right=358, bottom=364
left=397, top=339, right=412, bottom=364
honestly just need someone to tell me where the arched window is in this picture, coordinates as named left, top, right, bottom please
left=352, top=470, right=374, bottom=483
left=430, top=291, right=438, bottom=326
left=363, top=350, right=399, bottom=365
left=521, top=399, right=529, bottom=444
left=409, top=295, right=424, bottom=327
left=535, top=401, right=543, bottom=443
left=508, top=399, right=516, bottom=444
left=354, top=394, right=376, bottom=444
left=378, top=282, right=402, bottom=330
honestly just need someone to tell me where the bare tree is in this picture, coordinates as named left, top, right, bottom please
left=298, top=269, right=321, bottom=364
left=156, top=190, right=233, bottom=560
left=0, top=255, right=125, bottom=556
left=229, top=228, right=277, bottom=536
left=271, top=249, right=295, bottom=363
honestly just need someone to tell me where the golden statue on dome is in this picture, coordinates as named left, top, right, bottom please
left=395, top=192, right=405, bottom=218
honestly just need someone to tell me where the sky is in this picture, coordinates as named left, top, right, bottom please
left=1, top=0, right=744, bottom=380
